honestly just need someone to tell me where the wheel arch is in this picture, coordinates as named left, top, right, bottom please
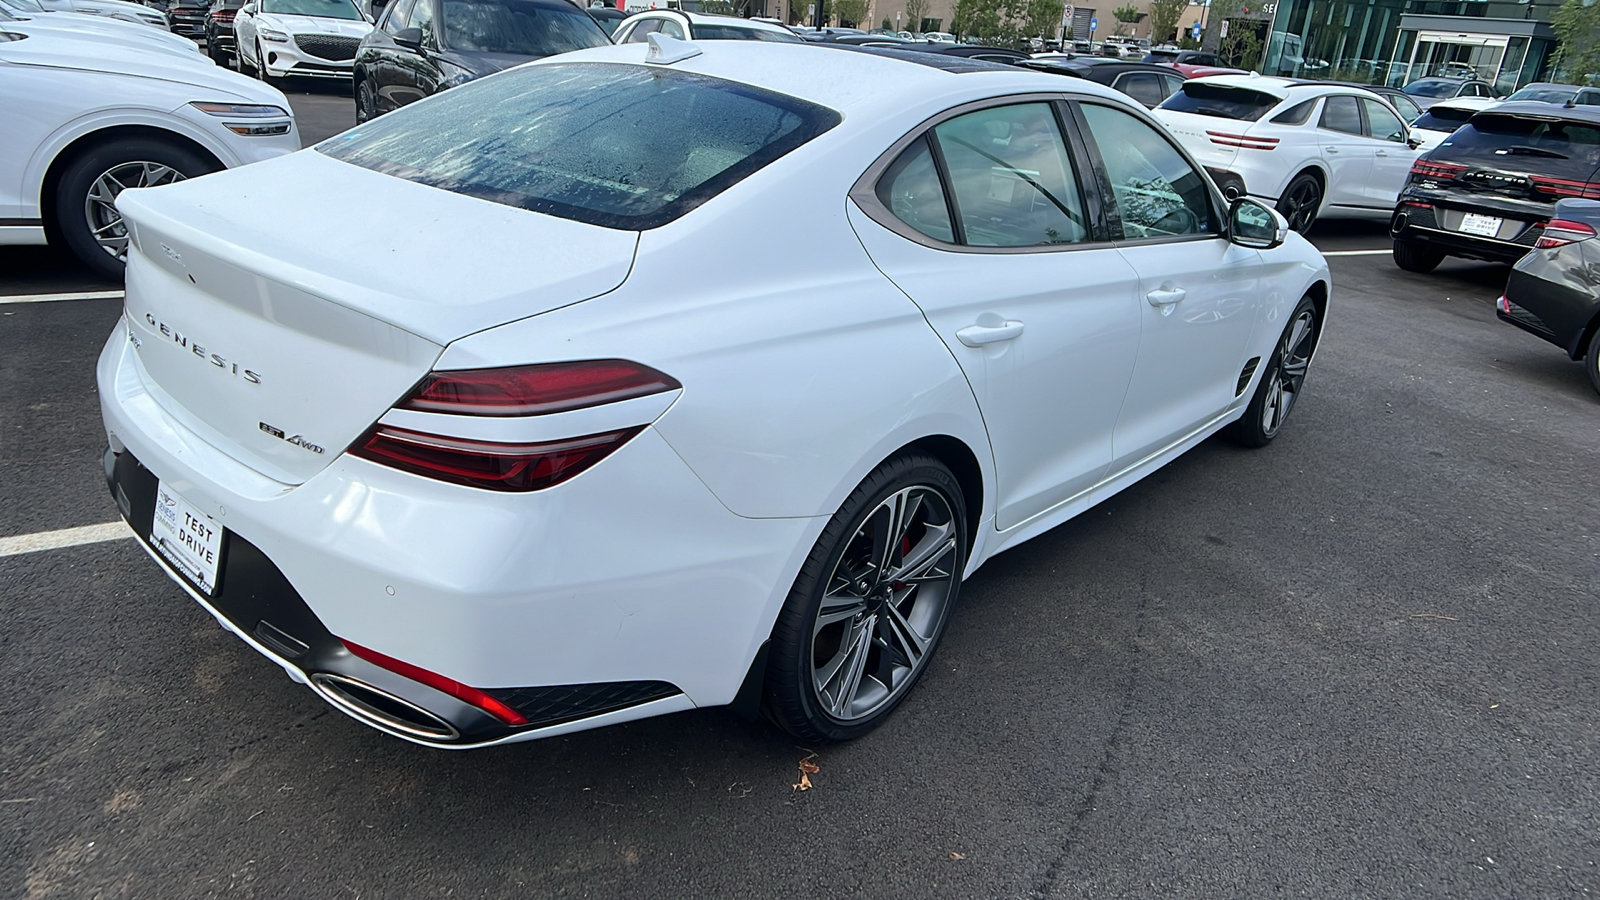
left=896, top=434, right=984, bottom=560
left=40, top=125, right=225, bottom=241
left=1572, top=308, right=1600, bottom=361
left=1305, top=277, right=1329, bottom=328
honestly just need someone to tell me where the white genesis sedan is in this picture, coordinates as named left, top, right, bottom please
left=100, top=39, right=1331, bottom=748
left=234, top=0, right=372, bottom=83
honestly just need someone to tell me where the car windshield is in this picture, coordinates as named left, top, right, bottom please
left=442, top=0, right=608, bottom=54
left=1157, top=83, right=1280, bottom=121
left=260, top=0, right=361, bottom=17
left=318, top=63, right=840, bottom=229
left=1435, top=112, right=1600, bottom=170
left=691, top=23, right=799, bottom=41
left=1507, top=86, right=1578, bottom=103
left=1403, top=80, right=1460, bottom=98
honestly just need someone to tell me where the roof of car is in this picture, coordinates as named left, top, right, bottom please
left=1469, top=99, right=1600, bottom=123
left=636, top=10, right=795, bottom=32
left=1424, top=97, right=1500, bottom=112
left=544, top=39, right=1133, bottom=114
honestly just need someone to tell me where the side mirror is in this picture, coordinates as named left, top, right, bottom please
left=394, top=26, right=422, bottom=50
left=1229, top=197, right=1288, bottom=250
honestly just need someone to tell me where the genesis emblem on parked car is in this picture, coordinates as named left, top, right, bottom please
left=258, top=422, right=325, bottom=454
left=141, top=312, right=263, bottom=383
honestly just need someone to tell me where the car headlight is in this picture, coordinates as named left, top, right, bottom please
left=260, top=27, right=288, bottom=41
left=189, top=101, right=293, bottom=135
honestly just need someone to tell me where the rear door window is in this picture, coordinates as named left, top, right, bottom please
left=318, top=62, right=841, bottom=229
left=931, top=103, right=1089, bottom=247
left=1157, top=83, right=1281, bottom=121
left=1319, top=96, right=1362, bottom=135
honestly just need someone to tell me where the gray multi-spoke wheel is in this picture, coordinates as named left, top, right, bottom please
left=1232, top=294, right=1321, bottom=447
left=54, top=138, right=216, bottom=280
left=84, top=161, right=185, bottom=262
left=765, top=454, right=967, bottom=742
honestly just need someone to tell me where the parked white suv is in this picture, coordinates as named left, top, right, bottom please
left=1153, top=75, right=1422, bottom=232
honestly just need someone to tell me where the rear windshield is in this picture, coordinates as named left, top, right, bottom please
left=441, top=0, right=609, bottom=55
left=1412, top=105, right=1476, bottom=131
left=318, top=63, right=840, bottom=229
left=692, top=23, right=800, bottom=41
left=1506, top=86, right=1577, bottom=103
left=1434, top=113, right=1600, bottom=171
left=1403, top=79, right=1460, bottom=98
left=1157, top=83, right=1281, bottom=121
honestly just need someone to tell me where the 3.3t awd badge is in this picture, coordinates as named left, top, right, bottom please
left=259, top=422, right=325, bottom=454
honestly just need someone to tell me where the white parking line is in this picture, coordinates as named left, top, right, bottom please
left=0, top=521, right=132, bottom=558
left=1322, top=249, right=1393, bottom=257
left=0, top=290, right=124, bottom=305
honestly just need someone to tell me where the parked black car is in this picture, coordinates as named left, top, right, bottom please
left=204, top=0, right=244, bottom=63
left=166, top=0, right=209, bottom=40
left=889, top=42, right=1027, bottom=64
left=1020, top=57, right=1186, bottom=108
left=353, top=0, right=610, bottom=123
left=1504, top=82, right=1600, bottom=107
left=1390, top=102, right=1600, bottom=272
left=1499, top=197, right=1600, bottom=396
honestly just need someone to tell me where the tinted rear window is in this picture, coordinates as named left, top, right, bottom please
left=692, top=24, right=800, bottom=41
left=1157, top=83, right=1281, bottom=121
left=318, top=63, right=839, bottom=229
left=1435, top=113, right=1600, bottom=171
left=1403, top=79, right=1460, bottom=98
left=441, top=0, right=609, bottom=55
left=1506, top=86, right=1576, bottom=103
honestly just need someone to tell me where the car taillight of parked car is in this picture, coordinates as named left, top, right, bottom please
left=1409, top=160, right=1466, bottom=180
left=1529, top=176, right=1600, bottom=200
left=1207, top=131, right=1279, bottom=151
left=1534, top=218, right=1598, bottom=249
left=350, top=359, right=681, bottom=492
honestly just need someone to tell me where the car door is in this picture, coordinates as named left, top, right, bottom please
left=846, top=99, right=1143, bottom=531
left=1073, top=100, right=1262, bottom=465
left=362, top=0, right=411, bottom=112
left=1316, top=94, right=1372, bottom=207
left=1360, top=97, right=1420, bottom=207
left=234, top=0, right=257, bottom=63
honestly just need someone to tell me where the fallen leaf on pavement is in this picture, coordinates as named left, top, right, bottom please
left=792, top=772, right=812, bottom=792
left=949, top=852, right=966, bottom=860
left=799, top=759, right=820, bottom=775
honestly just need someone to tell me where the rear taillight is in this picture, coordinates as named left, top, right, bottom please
left=1535, top=218, right=1598, bottom=249
left=341, top=639, right=528, bottom=726
left=1206, top=131, right=1279, bottom=151
left=401, top=359, right=679, bottom=416
left=1530, top=176, right=1600, bottom=200
left=1497, top=295, right=1513, bottom=313
left=1410, top=160, right=1466, bottom=179
left=352, top=425, right=642, bottom=492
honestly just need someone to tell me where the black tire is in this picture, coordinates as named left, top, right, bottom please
left=237, top=37, right=256, bottom=75
left=1230, top=294, right=1321, bottom=448
left=208, top=40, right=230, bottom=67
left=1393, top=239, right=1446, bottom=273
left=1585, top=325, right=1600, bottom=399
left=1275, top=172, right=1323, bottom=234
left=355, top=76, right=377, bottom=124
left=53, top=138, right=217, bottom=281
left=763, top=453, right=967, bottom=743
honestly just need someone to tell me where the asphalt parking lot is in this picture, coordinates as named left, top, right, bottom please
left=2, top=86, right=1597, bottom=898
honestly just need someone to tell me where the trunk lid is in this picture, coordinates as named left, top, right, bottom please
left=116, top=150, right=639, bottom=484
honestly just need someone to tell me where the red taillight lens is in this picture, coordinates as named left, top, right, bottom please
left=1206, top=131, right=1279, bottom=150
left=352, top=425, right=641, bottom=492
left=1535, top=218, right=1598, bottom=249
left=401, top=359, right=680, bottom=417
left=340, top=639, right=528, bottom=726
left=1530, top=175, right=1600, bottom=200
left=1410, top=160, right=1466, bottom=179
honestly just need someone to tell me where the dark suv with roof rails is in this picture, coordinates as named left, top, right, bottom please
left=1390, top=101, right=1600, bottom=272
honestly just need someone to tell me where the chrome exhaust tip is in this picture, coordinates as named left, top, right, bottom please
left=1391, top=212, right=1408, bottom=235
left=311, top=673, right=460, bottom=741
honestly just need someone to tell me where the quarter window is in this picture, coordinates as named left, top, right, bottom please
left=1320, top=96, right=1362, bottom=135
left=930, top=103, right=1088, bottom=247
left=1079, top=103, right=1212, bottom=239
left=876, top=136, right=954, bottom=243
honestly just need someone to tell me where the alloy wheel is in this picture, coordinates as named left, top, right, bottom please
left=83, top=161, right=186, bottom=261
left=810, top=485, right=959, bottom=722
left=1260, top=307, right=1317, bottom=437
left=1281, top=179, right=1321, bottom=232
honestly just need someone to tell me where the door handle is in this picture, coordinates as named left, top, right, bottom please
left=1146, top=285, right=1187, bottom=308
left=1375, top=149, right=1390, bottom=157
left=956, top=318, right=1025, bottom=347
left=1324, top=146, right=1339, bottom=153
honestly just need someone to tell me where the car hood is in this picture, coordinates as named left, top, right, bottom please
left=4, top=11, right=202, bottom=54
left=116, top=148, right=640, bottom=345
left=257, top=12, right=370, bottom=36
left=0, top=30, right=280, bottom=97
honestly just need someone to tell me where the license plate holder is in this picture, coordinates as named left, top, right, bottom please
left=150, top=482, right=224, bottom=595
left=1459, top=212, right=1504, bottom=237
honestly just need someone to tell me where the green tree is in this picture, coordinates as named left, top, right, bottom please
left=833, top=0, right=869, bottom=26
left=951, top=0, right=1062, bottom=45
left=903, top=0, right=928, bottom=32
left=1147, top=0, right=1187, bottom=44
left=1553, top=0, right=1600, bottom=84
left=1112, top=3, right=1141, bottom=36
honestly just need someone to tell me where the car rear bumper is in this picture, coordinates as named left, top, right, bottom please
left=1389, top=202, right=1541, bottom=264
left=98, top=322, right=816, bottom=746
left=1502, top=243, right=1600, bottom=356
